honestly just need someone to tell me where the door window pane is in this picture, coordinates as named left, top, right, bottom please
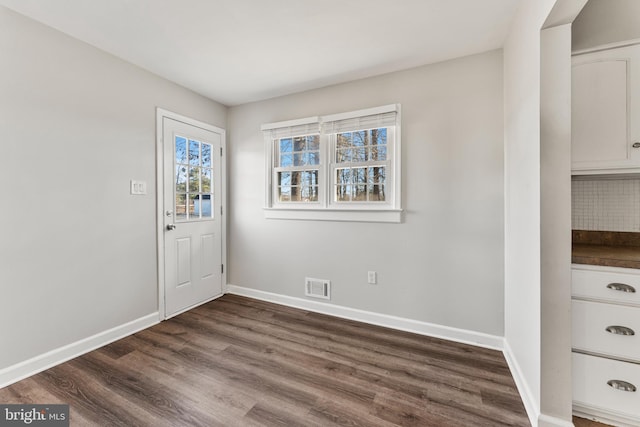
left=176, top=137, right=187, bottom=163
left=202, top=143, right=212, bottom=167
left=188, top=167, right=200, bottom=192
left=175, top=166, right=187, bottom=192
left=202, top=168, right=212, bottom=193
left=189, top=140, right=200, bottom=166
left=175, top=193, right=187, bottom=221
left=188, top=194, right=200, bottom=218
left=175, top=136, right=215, bottom=221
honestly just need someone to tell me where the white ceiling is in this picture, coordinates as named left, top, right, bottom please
left=1, top=0, right=522, bottom=106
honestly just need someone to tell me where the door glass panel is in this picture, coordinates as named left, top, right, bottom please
left=200, top=194, right=212, bottom=218
left=175, top=166, right=187, bottom=192
left=202, top=143, right=212, bottom=167
left=175, top=193, right=187, bottom=221
left=176, top=137, right=187, bottom=163
left=202, top=168, right=212, bottom=193
left=189, top=194, right=200, bottom=219
left=189, top=167, right=200, bottom=192
left=175, top=135, right=215, bottom=222
left=189, top=140, right=200, bottom=166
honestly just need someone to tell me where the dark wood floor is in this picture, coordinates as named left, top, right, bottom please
left=573, top=416, right=612, bottom=427
left=0, top=294, right=531, bottom=426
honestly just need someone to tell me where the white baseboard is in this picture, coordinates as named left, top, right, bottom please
left=503, top=340, right=576, bottom=427
left=0, top=312, right=159, bottom=388
left=503, top=339, right=539, bottom=427
left=538, top=413, right=575, bottom=427
left=226, top=285, right=504, bottom=350
left=574, top=403, right=640, bottom=427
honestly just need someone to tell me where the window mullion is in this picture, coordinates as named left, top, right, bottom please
left=322, top=134, right=331, bottom=208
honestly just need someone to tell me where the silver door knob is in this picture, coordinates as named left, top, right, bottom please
left=166, top=224, right=176, bottom=231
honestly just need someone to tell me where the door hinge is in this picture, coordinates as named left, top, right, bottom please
left=220, top=205, right=223, bottom=215
left=221, top=264, right=224, bottom=274
left=220, top=147, right=223, bottom=156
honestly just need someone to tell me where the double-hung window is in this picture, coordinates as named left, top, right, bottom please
left=263, top=104, right=401, bottom=223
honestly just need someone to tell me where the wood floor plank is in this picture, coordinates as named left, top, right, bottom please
left=208, top=297, right=513, bottom=388
left=113, top=349, right=255, bottom=426
left=194, top=301, right=507, bottom=400
left=33, top=361, right=171, bottom=427
left=0, top=295, right=530, bottom=426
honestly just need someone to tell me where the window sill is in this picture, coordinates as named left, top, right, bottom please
left=263, top=207, right=403, bottom=223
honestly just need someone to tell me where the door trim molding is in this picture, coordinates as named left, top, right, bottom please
left=156, top=108, right=227, bottom=320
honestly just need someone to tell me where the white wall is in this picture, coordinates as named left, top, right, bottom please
left=540, top=22, right=574, bottom=426
left=572, top=0, right=640, bottom=51
left=504, top=1, right=585, bottom=425
left=0, top=6, right=226, bottom=371
left=227, top=50, right=505, bottom=336
left=503, top=0, right=556, bottom=423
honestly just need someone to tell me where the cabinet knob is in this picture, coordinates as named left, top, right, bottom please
left=607, top=379, right=637, bottom=392
left=606, top=283, right=636, bottom=293
left=605, top=325, right=635, bottom=336
left=633, top=142, right=640, bottom=148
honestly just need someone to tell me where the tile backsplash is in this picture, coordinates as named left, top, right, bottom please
left=572, top=177, right=640, bottom=232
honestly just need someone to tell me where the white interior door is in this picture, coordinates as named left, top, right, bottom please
left=162, top=116, right=223, bottom=318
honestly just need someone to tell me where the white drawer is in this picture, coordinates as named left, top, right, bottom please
left=572, top=267, right=640, bottom=307
left=573, top=352, right=640, bottom=420
left=573, top=300, right=640, bottom=362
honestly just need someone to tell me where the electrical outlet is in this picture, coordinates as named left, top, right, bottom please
left=367, top=271, right=377, bottom=284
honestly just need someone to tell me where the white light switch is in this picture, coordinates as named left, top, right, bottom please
left=368, top=271, right=377, bottom=284
left=130, top=180, right=147, bottom=195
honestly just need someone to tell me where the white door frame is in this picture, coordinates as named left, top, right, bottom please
left=156, top=108, right=227, bottom=320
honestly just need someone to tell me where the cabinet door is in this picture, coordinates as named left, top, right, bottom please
left=572, top=44, right=640, bottom=174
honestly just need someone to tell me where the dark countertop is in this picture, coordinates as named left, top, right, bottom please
left=572, top=230, right=640, bottom=269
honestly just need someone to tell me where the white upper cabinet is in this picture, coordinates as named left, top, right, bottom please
left=572, top=44, right=640, bottom=174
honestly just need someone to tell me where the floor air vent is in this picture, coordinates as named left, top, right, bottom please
left=305, top=277, right=331, bottom=300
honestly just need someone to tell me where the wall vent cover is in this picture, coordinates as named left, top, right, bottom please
left=305, top=277, right=331, bottom=300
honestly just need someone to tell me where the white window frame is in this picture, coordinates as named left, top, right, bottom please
left=262, top=104, right=402, bottom=223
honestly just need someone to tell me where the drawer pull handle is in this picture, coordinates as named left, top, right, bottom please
left=607, top=379, right=637, bottom=392
left=605, top=325, right=635, bottom=336
left=606, top=283, right=636, bottom=293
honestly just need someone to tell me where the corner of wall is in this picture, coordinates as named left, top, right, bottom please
left=503, top=338, right=539, bottom=427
